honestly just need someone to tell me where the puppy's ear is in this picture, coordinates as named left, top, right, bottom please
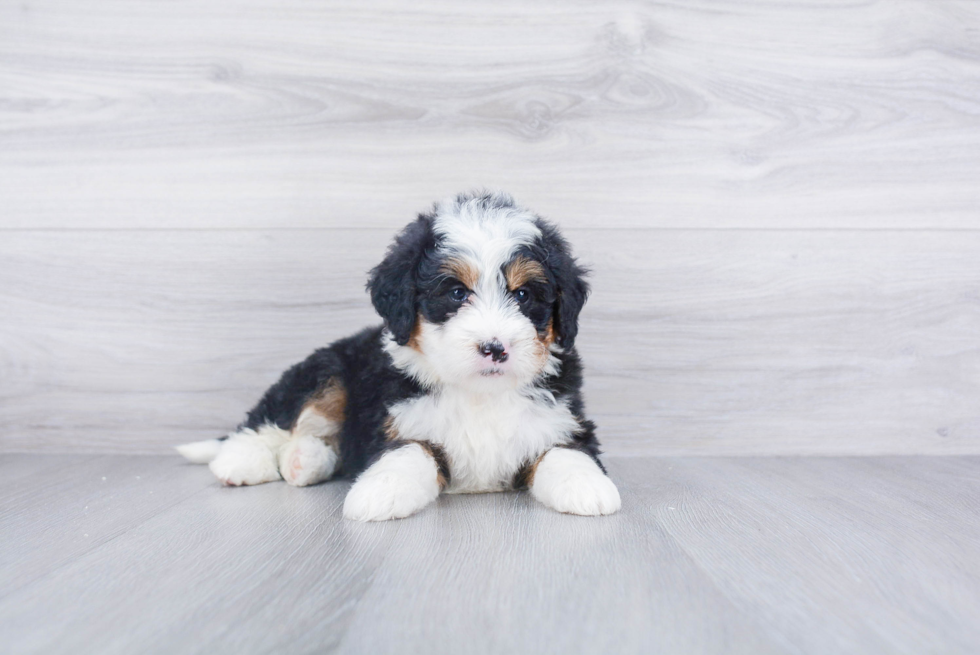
left=367, top=215, right=436, bottom=345
left=536, top=220, right=590, bottom=350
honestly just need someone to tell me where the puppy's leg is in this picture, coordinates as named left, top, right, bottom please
left=343, top=442, right=444, bottom=521
left=279, top=437, right=339, bottom=487
left=279, top=403, right=341, bottom=487
left=208, top=425, right=290, bottom=486
left=530, top=447, right=621, bottom=516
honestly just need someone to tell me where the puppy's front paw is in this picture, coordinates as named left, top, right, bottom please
left=343, top=443, right=440, bottom=521
left=279, top=435, right=338, bottom=487
left=209, top=430, right=283, bottom=486
left=531, top=448, right=621, bottom=516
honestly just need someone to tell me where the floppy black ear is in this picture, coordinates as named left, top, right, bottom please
left=535, top=220, right=590, bottom=350
left=367, top=215, right=436, bottom=345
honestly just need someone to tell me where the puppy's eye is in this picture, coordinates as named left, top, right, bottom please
left=514, top=287, right=530, bottom=304
left=450, top=287, right=469, bottom=303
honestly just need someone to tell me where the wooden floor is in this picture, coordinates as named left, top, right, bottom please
left=2, top=454, right=978, bottom=654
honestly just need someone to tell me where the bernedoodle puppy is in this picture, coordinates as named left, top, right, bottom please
left=177, top=191, right=621, bottom=521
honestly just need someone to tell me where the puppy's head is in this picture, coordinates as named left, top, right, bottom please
left=368, top=191, right=588, bottom=390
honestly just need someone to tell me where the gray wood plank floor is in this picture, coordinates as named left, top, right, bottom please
left=2, top=454, right=978, bottom=654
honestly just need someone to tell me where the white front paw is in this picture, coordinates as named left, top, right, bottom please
left=279, top=435, right=338, bottom=487
left=343, top=444, right=440, bottom=521
left=531, top=448, right=621, bottom=516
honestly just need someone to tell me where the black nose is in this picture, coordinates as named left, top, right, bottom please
left=478, top=340, right=508, bottom=363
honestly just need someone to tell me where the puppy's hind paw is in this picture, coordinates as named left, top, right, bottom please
left=279, top=435, right=339, bottom=487
left=208, top=428, right=286, bottom=486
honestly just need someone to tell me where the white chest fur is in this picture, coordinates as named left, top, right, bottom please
left=387, top=387, right=579, bottom=493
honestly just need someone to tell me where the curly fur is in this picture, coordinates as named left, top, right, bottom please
left=177, top=191, right=620, bottom=520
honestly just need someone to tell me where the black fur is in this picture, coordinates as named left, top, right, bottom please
left=505, top=249, right=556, bottom=337
left=414, top=231, right=472, bottom=326
left=243, top=326, right=426, bottom=476
left=533, top=219, right=590, bottom=349
left=533, top=347, right=604, bottom=471
left=242, top=325, right=601, bottom=480
left=237, top=192, right=604, bottom=482
left=367, top=216, right=438, bottom=345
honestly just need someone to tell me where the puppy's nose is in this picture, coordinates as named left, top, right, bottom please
left=478, top=339, right=508, bottom=363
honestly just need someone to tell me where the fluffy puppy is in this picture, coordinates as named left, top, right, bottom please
left=177, top=191, right=620, bottom=521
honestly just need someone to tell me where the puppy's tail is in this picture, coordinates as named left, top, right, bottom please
left=175, top=437, right=225, bottom=464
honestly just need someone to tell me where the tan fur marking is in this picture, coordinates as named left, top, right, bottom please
left=385, top=423, right=448, bottom=487
left=383, top=415, right=399, bottom=441
left=311, top=380, right=346, bottom=422
left=525, top=450, right=549, bottom=488
left=505, top=256, right=547, bottom=291
left=541, top=318, right=555, bottom=347
left=533, top=318, right=556, bottom=366
left=293, top=379, right=346, bottom=447
left=407, top=315, right=424, bottom=353
left=408, top=440, right=449, bottom=489
left=440, top=258, right=479, bottom=289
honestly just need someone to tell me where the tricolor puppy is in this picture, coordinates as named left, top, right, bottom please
left=177, top=192, right=621, bottom=521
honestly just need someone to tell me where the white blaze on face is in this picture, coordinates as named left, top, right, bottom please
left=386, top=195, right=558, bottom=392
left=432, top=197, right=542, bottom=274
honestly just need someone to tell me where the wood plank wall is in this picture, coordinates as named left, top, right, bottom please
left=2, top=0, right=979, bottom=455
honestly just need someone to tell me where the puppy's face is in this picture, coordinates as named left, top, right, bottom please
left=412, top=247, right=556, bottom=390
left=369, top=192, right=588, bottom=391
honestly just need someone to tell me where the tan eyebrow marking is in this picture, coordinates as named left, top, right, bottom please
left=505, top=256, right=547, bottom=291
left=439, top=257, right=479, bottom=289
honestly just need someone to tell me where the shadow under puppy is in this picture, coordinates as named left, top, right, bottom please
left=177, top=191, right=621, bottom=521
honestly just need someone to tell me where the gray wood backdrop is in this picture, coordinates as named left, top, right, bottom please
left=2, top=0, right=978, bottom=455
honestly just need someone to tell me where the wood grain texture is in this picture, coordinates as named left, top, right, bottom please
left=0, top=455, right=215, bottom=596
left=2, top=229, right=978, bottom=455
left=1, top=0, right=979, bottom=229
left=2, top=0, right=979, bottom=456
left=1, top=455, right=978, bottom=654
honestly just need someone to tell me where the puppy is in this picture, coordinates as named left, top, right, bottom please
left=177, top=191, right=621, bottom=521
